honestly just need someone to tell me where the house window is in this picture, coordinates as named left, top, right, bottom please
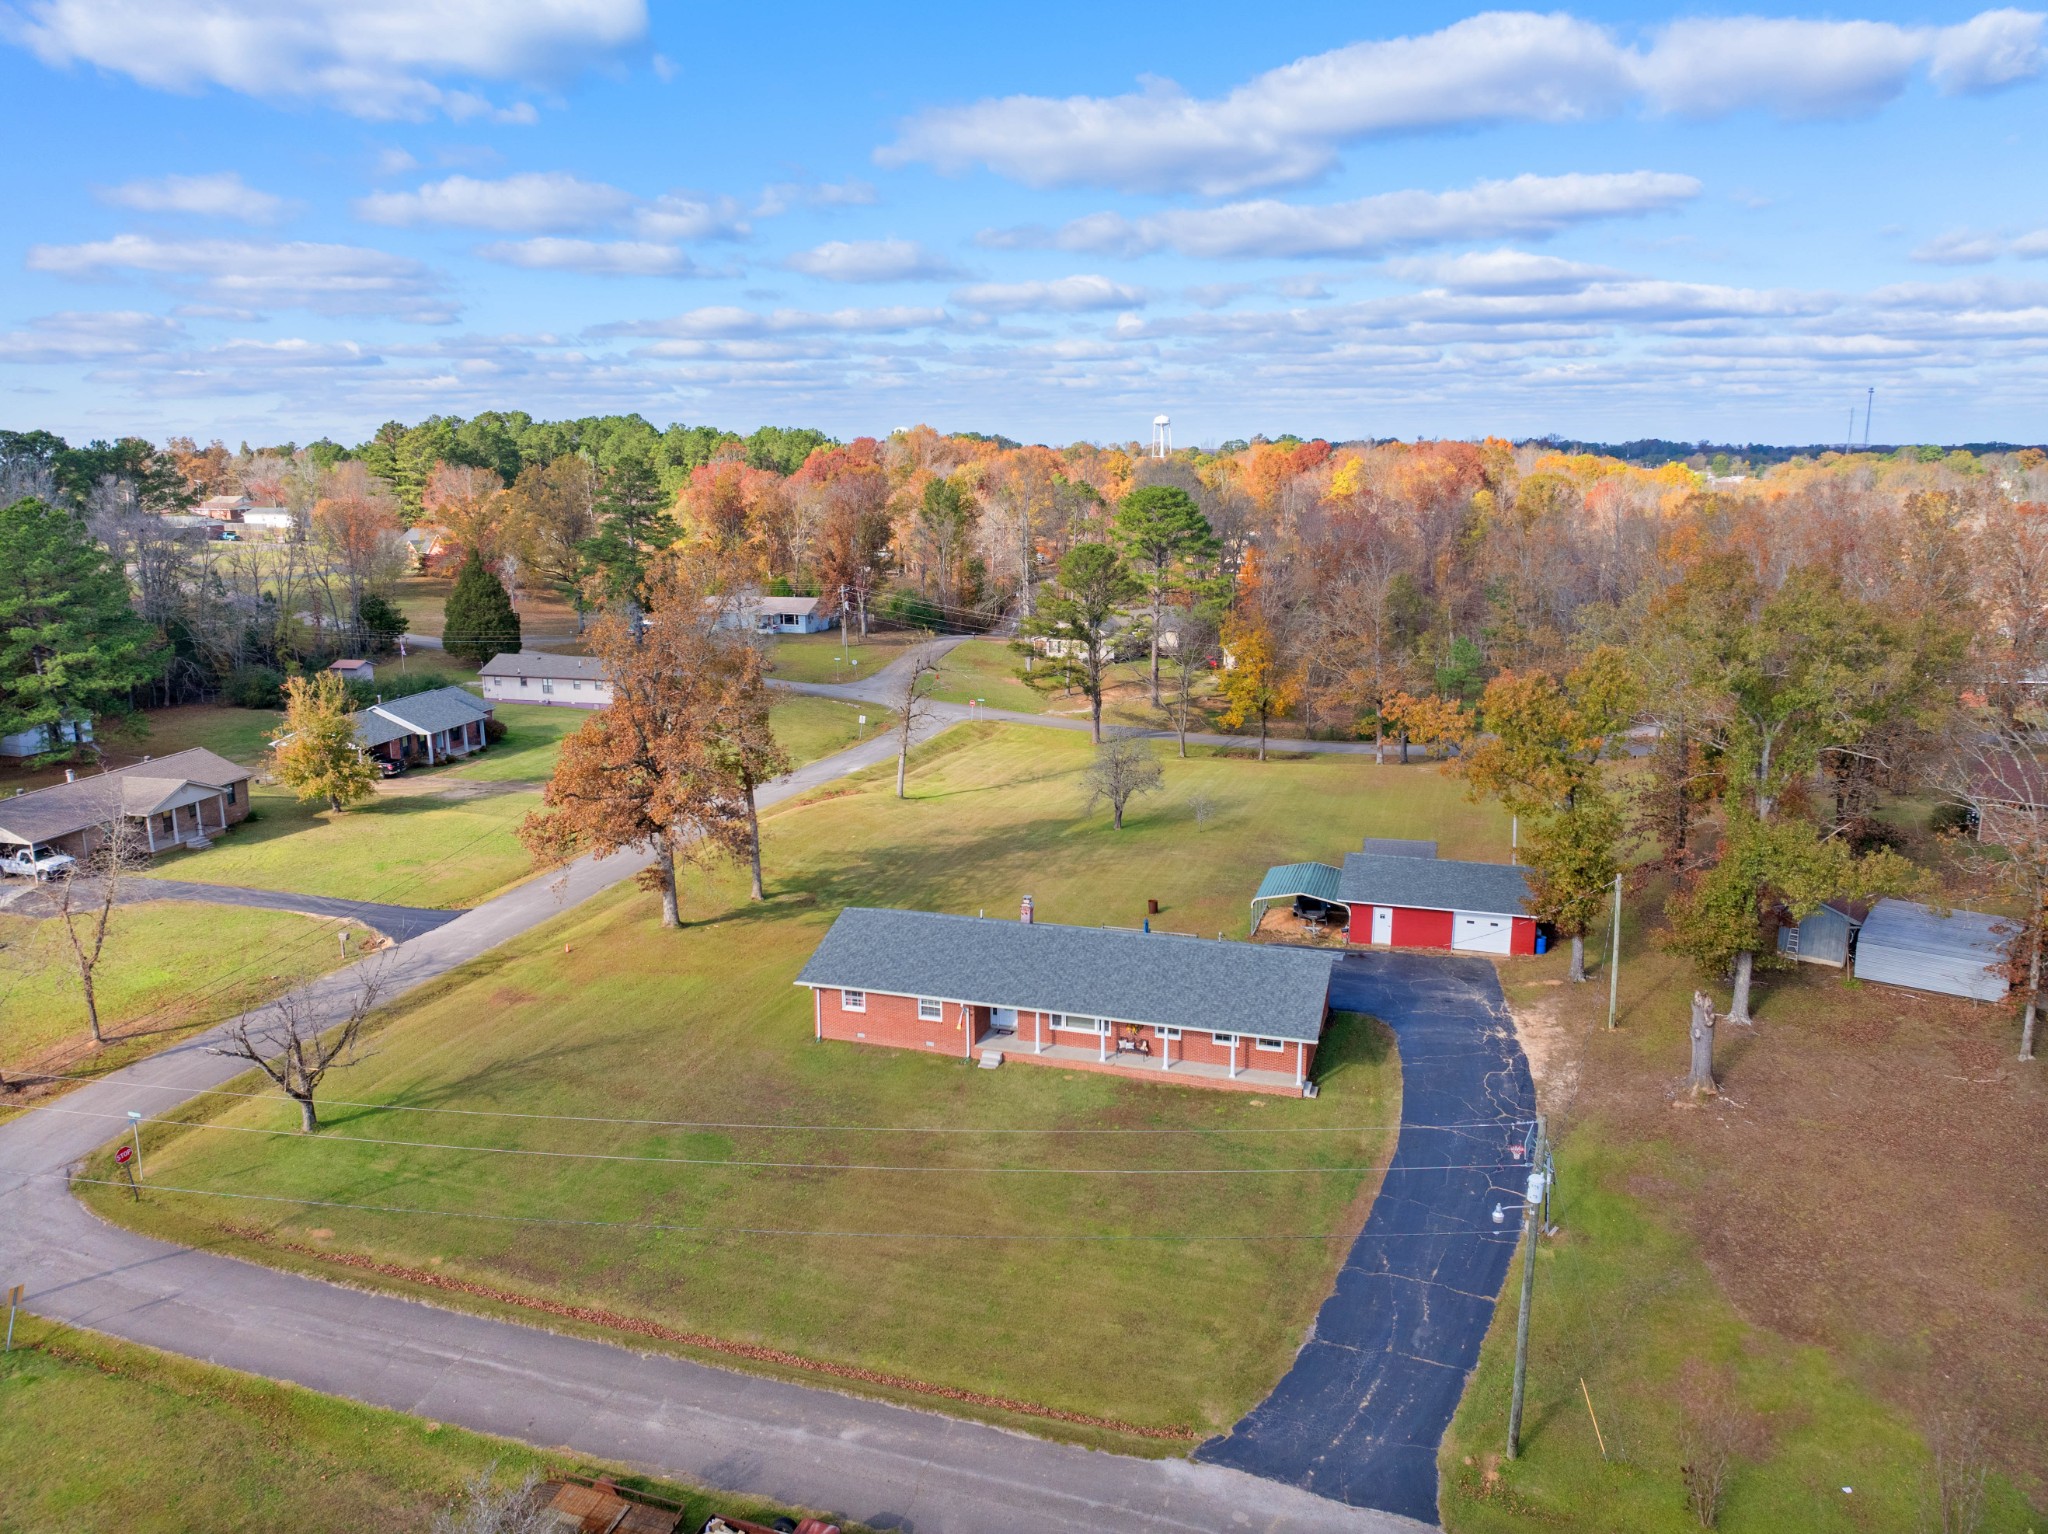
left=1255, top=1037, right=1286, bottom=1053
left=159, top=814, right=173, bottom=832
left=520, top=676, right=530, bottom=688
left=917, top=997, right=943, bottom=1021
left=1213, top=1033, right=1238, bottom=1049
left=1154, top=1025, right=1182, bottom=1040
left=841, top=989, right=866, bottom=1012
left=571, top=680, right=582, bottom=690
left=1061, top=1016, right=1102, bottom=1034
left=225, top=783, right=237, bottom=804
left=541, top=678, right=554, bottom=694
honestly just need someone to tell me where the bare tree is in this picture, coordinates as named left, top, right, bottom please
left=1942, top=701, right=2048, bottom=1059
left=1163, top=607, right=1219, bottom=758
left=430, top=1467, right=552, bottom=1534
left=1919, top=1410, right=1991, bottom=1534
left=894, top=638, right=945, bottom=800
left=1082, top=732, right=1165, bottom=830
left=53, top=816, right=149, bottom=1046
left=211, top=966, right=385, bottom=1132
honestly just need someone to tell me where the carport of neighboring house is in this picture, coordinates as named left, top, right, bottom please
left=1252, top=848, right=1539, bottom=955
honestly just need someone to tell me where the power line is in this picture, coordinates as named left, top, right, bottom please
left=59, top=1077, right=1520, bottom=1136
left=58, top=1174, right=1521, bottom=1242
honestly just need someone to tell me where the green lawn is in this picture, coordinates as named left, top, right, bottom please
left=0, top=1318, right=869, bottom=1534
left=767, top=628, right=921, bottom=684
left=146, top=782, right=540, bottom=910
left=88, top=725, right=1455, bottom=1445
left=0, top=901, right=350, bottom=1075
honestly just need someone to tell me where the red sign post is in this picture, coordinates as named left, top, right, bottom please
left=114, top=1143, right=139, bottom=1202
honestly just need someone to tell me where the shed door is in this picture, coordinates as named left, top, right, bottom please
left=1453, top=913, right=1513, bottom=954
left=1370, top=906, right=1393, bottom=945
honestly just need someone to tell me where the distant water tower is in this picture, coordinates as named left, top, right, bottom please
left=1151, top=414, right=1171, bottom=458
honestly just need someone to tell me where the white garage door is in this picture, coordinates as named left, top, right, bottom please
left=1452, top=913, right=1512, bottom=954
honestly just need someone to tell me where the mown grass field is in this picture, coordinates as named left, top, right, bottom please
left=0, top=1318, right=869, bottom=1534
left=1439, top=870, right=2047, bottom=1530
left=85, top=724, right=1474, bottom=1445
left=143, top=696, right=876, bottom=909
left=767, top=627, right=921, bottom=684
left=0, top=901, right=351, bottom=1076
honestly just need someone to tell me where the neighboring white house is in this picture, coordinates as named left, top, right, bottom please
left=714, top=594, right=835, bottom=634
left=0, top=717, right=94, bottom=761
left=242, top=507, right=295, bottom=533
left=478, top=651, right=614, bottom=708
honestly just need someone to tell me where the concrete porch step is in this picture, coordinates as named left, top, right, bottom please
left=977, top=1048, right=1004, bottom=1069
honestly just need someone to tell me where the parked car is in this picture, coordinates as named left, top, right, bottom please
left=377, top=757, right=406, bottom=778
left=1, top=844, right=78, bottom=880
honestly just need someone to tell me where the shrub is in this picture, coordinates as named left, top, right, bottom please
left=484, top=715, right=508, bottom=743
left=224, top=665, right=284, bottom=709
left=1928, top=801, right=1974, bottom=837
left=877, top=589, right=943, bottom=630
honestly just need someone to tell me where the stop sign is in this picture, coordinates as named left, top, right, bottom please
left=115, top=1145, right=132, bottom=1165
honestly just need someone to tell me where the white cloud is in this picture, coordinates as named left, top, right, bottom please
left=754, top=179, right=880, bottom=217
left=4, top=0, right=647, bottom=120
left=478, top=237, right=697, bottom=276
left=1911, top=227, right=2048, bottom=263
left=633, top=192, right=750, bottom=242
left=1031, top=172, right=1700, bottom=260
left=0, top=309, right=181, bottom=363
left=593, top=305, right=947, bottom=339
left=356, top=172, right=632, bottom=232
left=98, top=171, right=293, bottom=223
left=26, top=233, right=452, bottom=320
left=950, top=275, right=1146, bottom=313
left=1384, top=248, right=1627, bottom=294
left=882, top=9, right=2046, bottom=194
left=784, top=239, right=960, bottom=282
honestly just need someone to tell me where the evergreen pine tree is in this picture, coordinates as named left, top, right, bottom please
left=442, top=552, right=522, bottom=663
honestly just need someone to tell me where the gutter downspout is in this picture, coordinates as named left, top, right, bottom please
left=813, top=987, right=821, bottom=1041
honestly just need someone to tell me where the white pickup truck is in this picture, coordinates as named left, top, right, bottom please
left=0, top=845, right=78, bottom=880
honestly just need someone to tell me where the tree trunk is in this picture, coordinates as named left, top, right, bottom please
left=1728, top=949, right=1755, bottom=1024
left=2022, top=919, right=2042, bottom=1061
left=1176, top=694, right=1188, bottom=758
left=1258, top=709, right=1268, bottom=763
left=654, top=838, right=680, bottom=928
left=1375, top=713, right=1385, bottom=766
left=1113, top=800, right=1124, bottom=830
left=744, top=780, right=764, bottom=901
left=1686, top=989, right=1717, bottom=1097
left=1150, top=583, right=1162, bottom=707
left=896, top=741, right=909, bottom=799
left=1090, top=690, right=1102, bottom=744
left=1568, top=933, right=1586, bottom=983
left=297, top=1094, right=319, bottom=1132
left=82, top=977, right=103, bottom=1045
left=1399, top=730, right=1411, bottom=765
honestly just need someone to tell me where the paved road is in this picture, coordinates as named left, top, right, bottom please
left=4, top=876, right=466, bottom=944
left=1195, top=952, right=1536, bottom=1525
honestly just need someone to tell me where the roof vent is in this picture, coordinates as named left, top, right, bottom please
left=1020, top=895, right=1034, bottom=924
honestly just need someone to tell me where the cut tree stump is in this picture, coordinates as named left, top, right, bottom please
left=1685, top=989, right=1718, bottom=1098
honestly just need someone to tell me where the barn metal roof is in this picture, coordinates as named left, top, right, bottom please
left=1338, top=853, right=1532, bottom=917
left=1853, top=898, right=2013, bottom=1002
left=795, top=907, right=1337, bottom=1041
left=1253, top=861, right=1345, bottom=905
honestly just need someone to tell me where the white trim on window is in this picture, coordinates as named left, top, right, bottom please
left=1255, top=1036, right=1286, bottom=1053
left=841, top=989, right=866, bottom=1012
left=917, top=997, right=943, bottom=1021
left=1212, top=1032, right=1238, bottom=1047
left=1059, top=1016, right=1102, bottom=1033
left=1154, top=1025, right=1182, bottom=1040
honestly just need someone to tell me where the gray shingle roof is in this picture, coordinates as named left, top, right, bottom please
left=795, top=907, right=1336, bottom=1041
left=366, top=685, right=491, bottom=736
left=1338, top=853, right=1532, bottom=916
left=479, top=651, right=607, bottom=683
left=0, top=748, right=251, bottom=846
left=1361, top=837, right=1437, bottom=859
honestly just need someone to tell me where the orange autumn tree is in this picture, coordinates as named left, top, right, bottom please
left=518, top=554, right=760, bottom=927
left=1217, top=550, right=1300, bottom=761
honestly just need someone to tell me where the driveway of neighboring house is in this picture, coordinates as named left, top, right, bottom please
left=1195, top=951, right=1536, bottom=1526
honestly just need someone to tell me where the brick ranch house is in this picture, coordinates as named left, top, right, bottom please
left=796, top=906, right=1338, bottom=1096
left=1254, top=843, right=1540, bottom=955
left=353, top=685, right=494, bottom=767
left=0, top=747, right=252, bottom=860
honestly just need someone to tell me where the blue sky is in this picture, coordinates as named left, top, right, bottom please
left=2, top=0, right=2044, bottom=446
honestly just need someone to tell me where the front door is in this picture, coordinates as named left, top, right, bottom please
left=1453, top=913, right=1513, bottom=954
left=1370, top=905, right=1393, bottom=945
left=991, top=1007, right=1018, bottom=1034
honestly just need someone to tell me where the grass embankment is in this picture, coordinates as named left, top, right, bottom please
left=1440, top=876, right=2046, bottom=1530
left=145, top=696, right=876, bottom=909
left=0, top=1318, right=869, bottom=1534
left=0, top=902, right=351, bottom=1078
left=85, top=726, right=1468, bottom=1446
left=768, top=628, right=921, bottom=684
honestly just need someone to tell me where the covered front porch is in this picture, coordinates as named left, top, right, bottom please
left=983, top=1036, right=1307, bottom=1094
left=135, top=784, right=234, bottom=852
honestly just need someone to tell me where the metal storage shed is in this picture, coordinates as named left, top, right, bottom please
left=1776, top=900, right=1866, bottom=967
left=1852, top=898, right=2013, bottom=1002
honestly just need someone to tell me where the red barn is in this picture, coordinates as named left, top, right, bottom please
left=795, top=906, right=1338, bottom=1097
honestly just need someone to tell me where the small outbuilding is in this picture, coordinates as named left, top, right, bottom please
left=1776, top=900, right=1868, bottom=967
left=1339, top=853, right=1536, bottom=954
left=327, top=658, right=375, bottom=685
left=1852, top=898, right=2013, bottom=1002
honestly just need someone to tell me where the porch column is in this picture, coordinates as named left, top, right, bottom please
left=143, top=815, right=154, bottom=854
left=963, top=1004, right=971, bottom=1059
left=1295, top=1042, right=1304, bottom=1088
left=1098, top=1024, right=1107, bottom=1063
left=1036, top=1012, right=1045, bottom=1054
left=1230, top=1037, right=1239, bottom=1079
left=215, top=790, right=227, bottom=829
left=1161, top=1032, right=1169, bottom=1072
left=813, top=988, right=821, bottom=1041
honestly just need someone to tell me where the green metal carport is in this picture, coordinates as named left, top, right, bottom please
left=1251, top=861, right=1349, bottom=934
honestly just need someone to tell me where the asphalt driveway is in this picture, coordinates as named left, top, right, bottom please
left=1195, top=950, right=1536, bottom=1526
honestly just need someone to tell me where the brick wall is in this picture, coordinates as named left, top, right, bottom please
left=816, top=986, right=974, bottom=1056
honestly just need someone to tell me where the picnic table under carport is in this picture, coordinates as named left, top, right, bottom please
left=1251, top=861, right=1350, bottom=934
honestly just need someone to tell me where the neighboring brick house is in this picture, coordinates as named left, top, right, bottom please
left=795, top=906, right=1338, bottom=1097
left=354, top=685, right=493, bottom=767
left=478, top=650, right=613, bottom=708
left=0, top=748, right=253, bottom=860
left=1971, top=749, right=2048, bottom=849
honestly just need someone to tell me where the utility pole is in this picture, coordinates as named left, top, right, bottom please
left=1507, top=1115, right=1548, bottom=1460
left=1606, top=871, right=1622, bottom=1030
left=840, top=584, right=851, bottom=663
